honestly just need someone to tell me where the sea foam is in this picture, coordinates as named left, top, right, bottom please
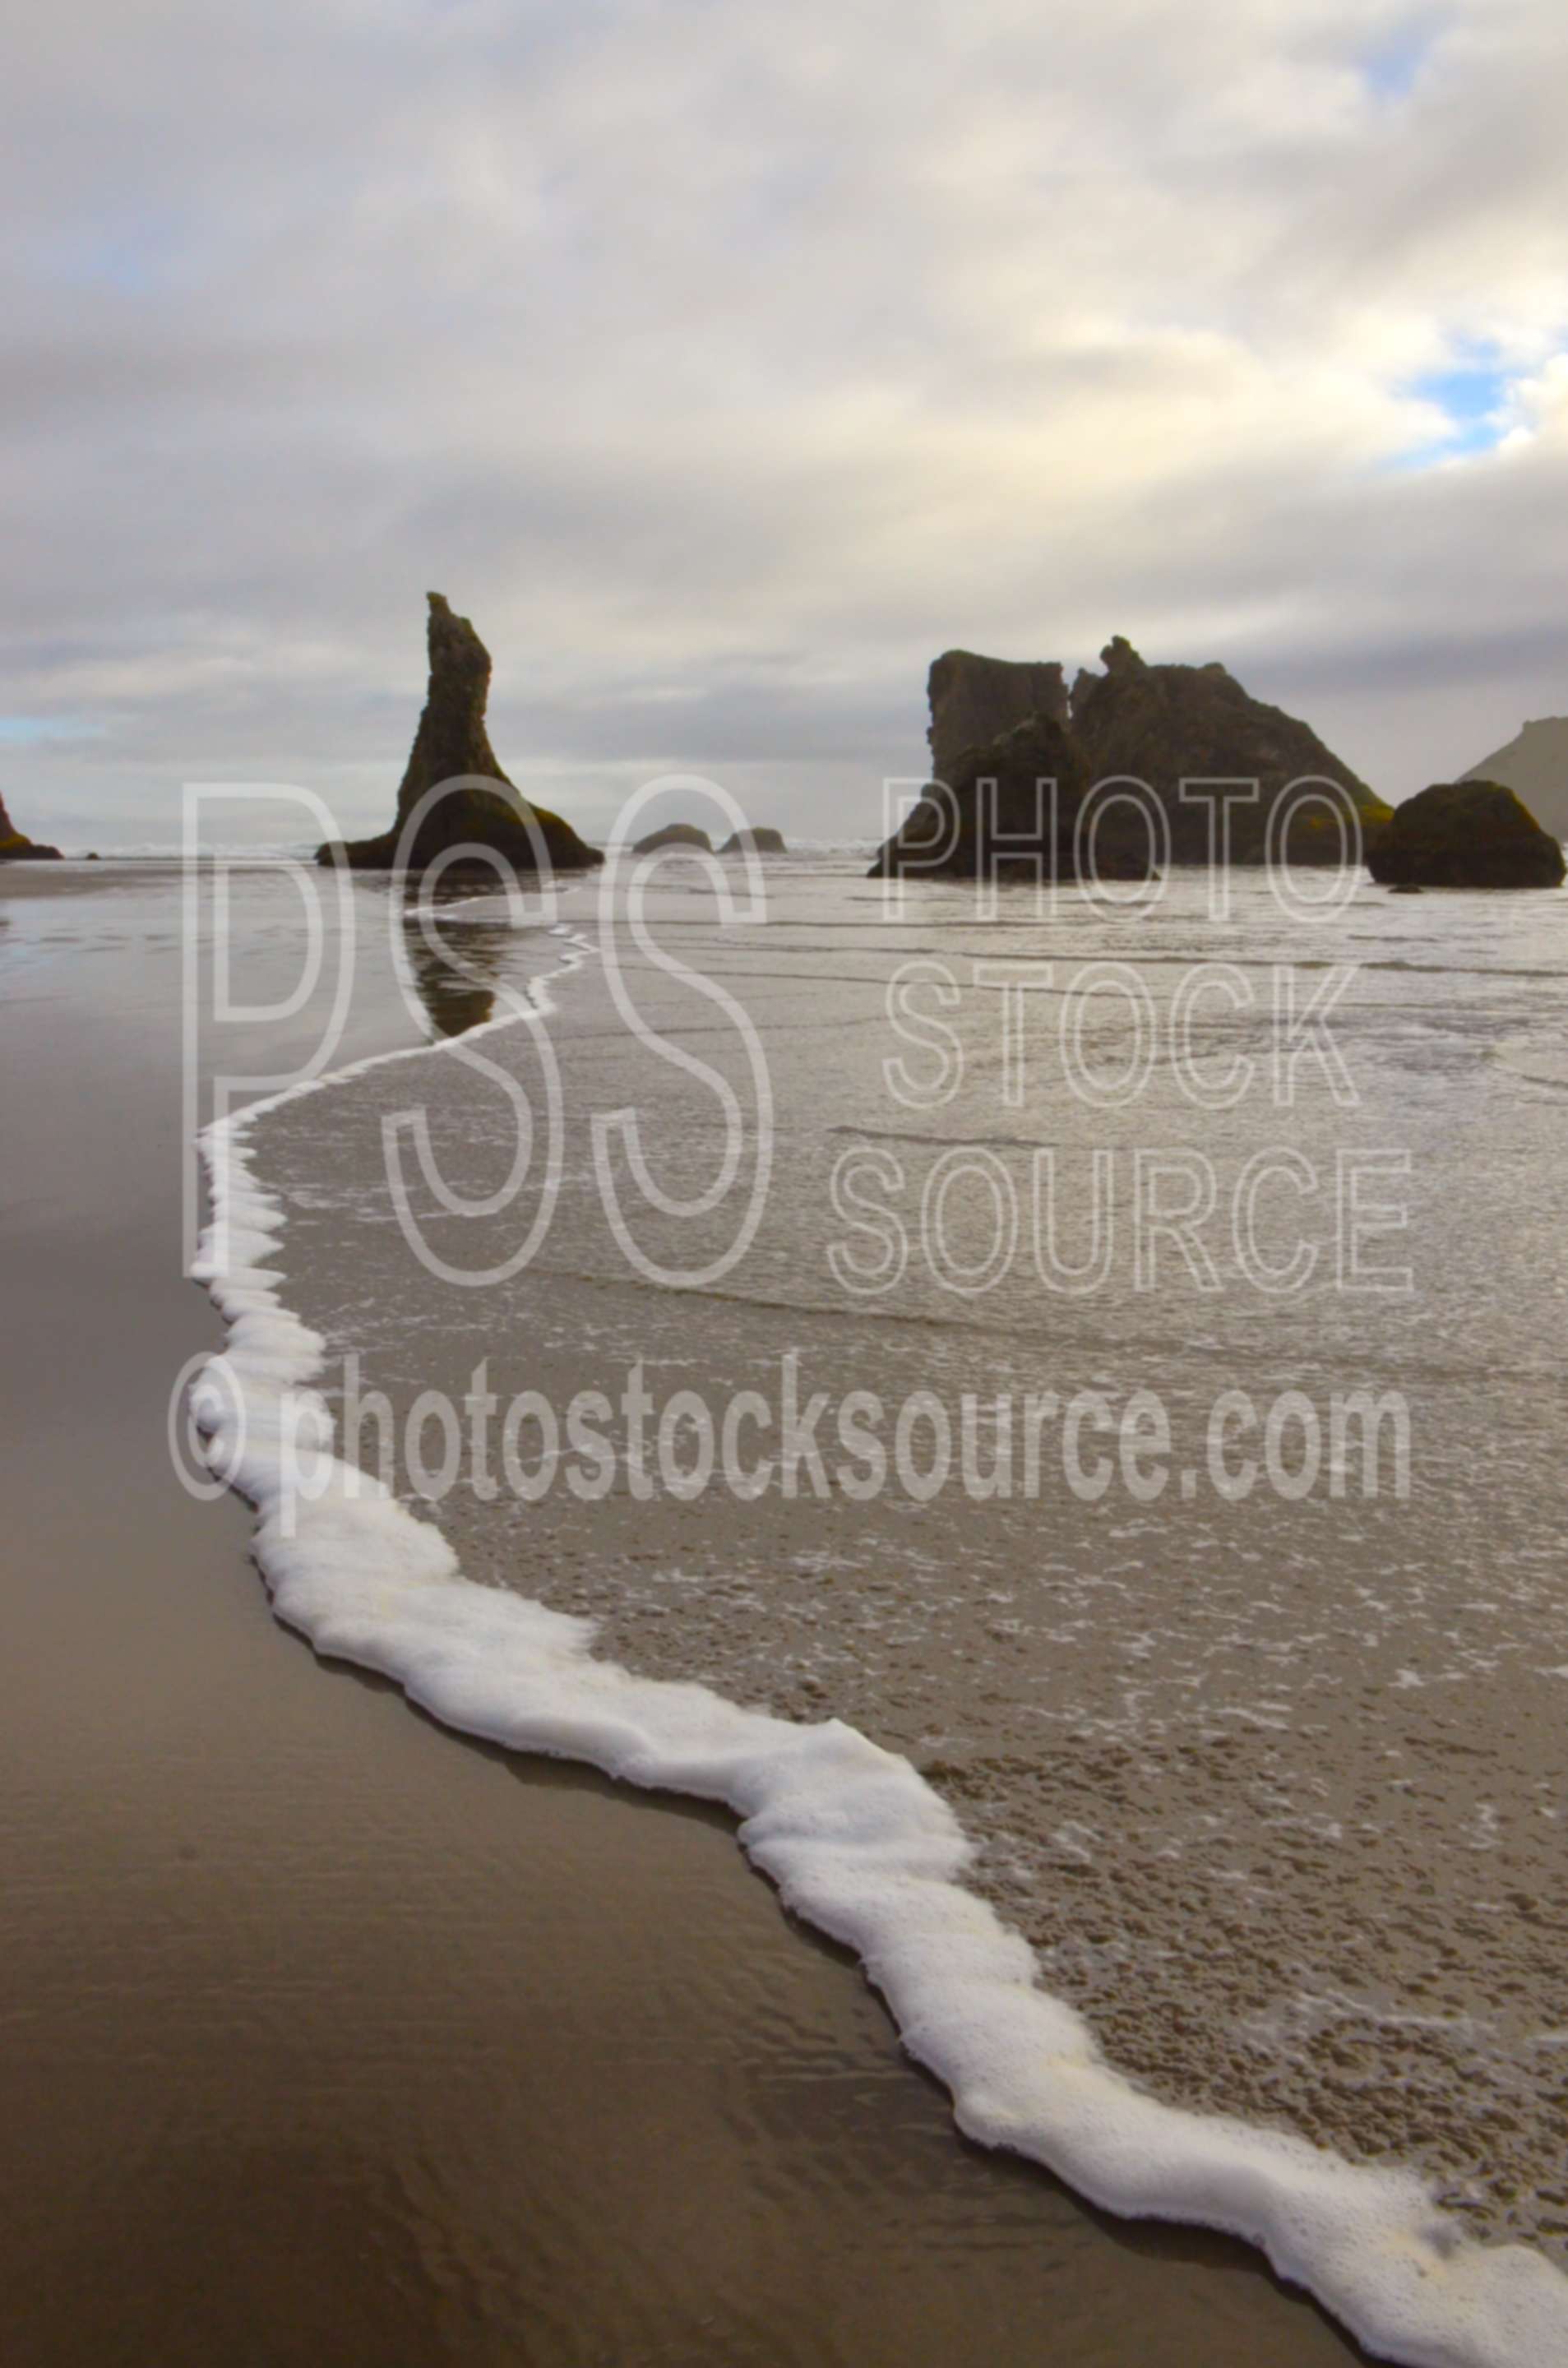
left=191, top=939, right=1568, bottom=2368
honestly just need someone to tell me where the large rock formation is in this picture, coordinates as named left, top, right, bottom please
left=1068, top=637, right=1389, bottom=860
left=318, top=594, right=601, bottom=875
left=0, top=789, right=62, bottom=861
left=869, top=710, right=1150, bottom=883
left=632, top=823, right=714, bottom=853
left=1366, top=780, right=1566, bottom=889
left=1463, top=718, right=1568, bottom=841
left=873, top=636, right=1390, bottom=879
left=927, top=650, right=1069, bottom=789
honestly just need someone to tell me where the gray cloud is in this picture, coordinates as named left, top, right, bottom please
left=3, top=0, right=1568, bottom=846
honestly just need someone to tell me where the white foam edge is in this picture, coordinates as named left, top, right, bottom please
left=190, top=937, right=1568, bottom=2368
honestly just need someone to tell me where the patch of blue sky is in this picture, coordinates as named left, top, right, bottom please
left=0, top=717, right=105, bottom=746
left=1361, top=18, right=1441, bottom=103
left=35, top=212, right=181, bottom=294
left=1381, top=346, right=1518, bottom=473
left=1410, top=358, right=1514, bottom=455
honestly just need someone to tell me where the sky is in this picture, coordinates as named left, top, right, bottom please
left=3, top=0, right=1568, bottom=848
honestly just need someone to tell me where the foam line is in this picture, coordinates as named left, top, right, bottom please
left=191, top=941, right=1568, bottom=2368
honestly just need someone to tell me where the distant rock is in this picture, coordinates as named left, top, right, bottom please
left=927, top=650, right=1069, bottom=788
left=1365, top=780, right=1566, bottom=890
left=1463, top=717, right=1568, bottom=841
left=870, top=711, right=1149, bottom=884
left=717, top=827, right=786, bottom=855
left=317, top=594, right=601, bottom=875
left=632, top=823, right=714, bottom=853
left=872, top=636, right=1388, bottom=880
left=0, top=789, right=62, bottom=862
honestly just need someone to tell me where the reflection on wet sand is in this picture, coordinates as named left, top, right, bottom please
left=403, top=913, right=509, bottom=1038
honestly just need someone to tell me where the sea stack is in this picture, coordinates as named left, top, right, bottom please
left=872, top=636, right=1390, bottom=879
left=0, top=789, right=62, bottom=861
left=871, top=709, right=1149, bottom=883
left=927, top=651, right=1070, bottom=788
left=1066, top=639, right=1389, bottom=860
left=1366, top=780, right=1566, bottom=889
left=318, top=594, right=601, bottom=874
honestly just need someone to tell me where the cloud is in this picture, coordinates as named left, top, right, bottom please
left=2, top=0, right=1566, bottom=844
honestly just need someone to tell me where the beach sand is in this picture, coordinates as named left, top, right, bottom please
left=0, top=864, right=1367, bottom=2364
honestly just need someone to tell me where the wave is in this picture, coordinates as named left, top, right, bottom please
left=188, top=940, right=1568, bottom=2368
left=50, top=843, right=330, bottom=861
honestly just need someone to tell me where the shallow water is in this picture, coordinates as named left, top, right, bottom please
left=250, top=850, right=1568, bottom=2279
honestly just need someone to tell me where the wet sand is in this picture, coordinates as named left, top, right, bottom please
left=0, top=864, right=1367, bottom=2365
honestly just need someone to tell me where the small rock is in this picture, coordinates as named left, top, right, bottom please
left=717, top=827, right=786, bottom=855
left=1365, top=780, right=1566, bottom=889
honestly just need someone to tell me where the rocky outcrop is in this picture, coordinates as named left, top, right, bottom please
left=717, top=827, right=786, bottom=855
left=1365, top=780, right=1566, bottom=889
left=0, top=789, right=62, bottom=861
left=317, top=594, right=601, bottom=875
left=632, top=823, right=714, bottom=853
left=927, top=650, right=1069, bottom=788
left=869, top=710, right=1150, bottom=883
left=1068, top=639, right=1389, bottom=860
left=872, top=636, right=1390, bottom=879
left=1463, top=718, right=1568, bottom=841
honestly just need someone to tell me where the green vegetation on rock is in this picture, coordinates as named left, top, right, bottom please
left=0, top=792, right=62, bottom=863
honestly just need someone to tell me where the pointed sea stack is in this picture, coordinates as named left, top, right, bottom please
left=318, top=594, right=601, bottom=875
left=1366, top=781, right=1566, bottom=889
left=0, top=789, right=62, bottom=861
